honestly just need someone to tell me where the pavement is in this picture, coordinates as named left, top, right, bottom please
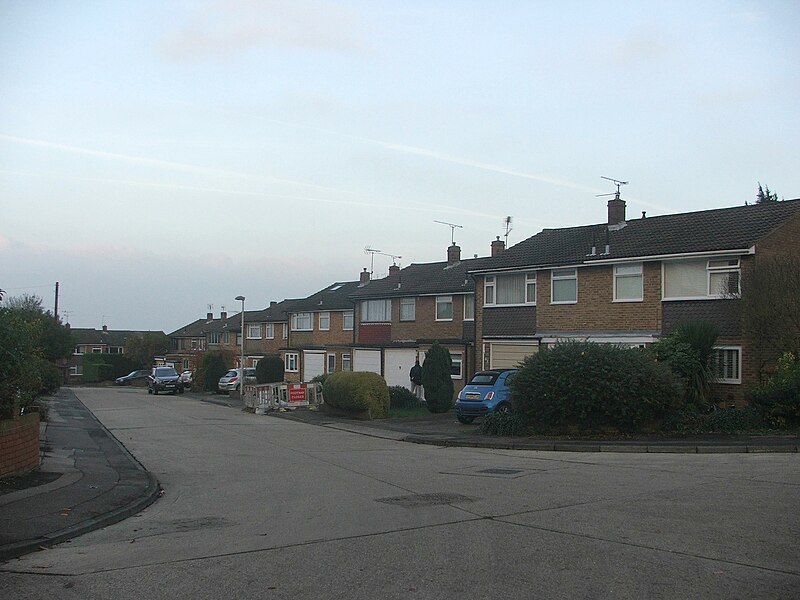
left=0, top=386, right=797, bottom=563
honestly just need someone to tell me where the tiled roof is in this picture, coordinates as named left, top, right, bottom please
left=71, top=328, right=164, bottom=345
left=288, top=281, right=361, bottom=312
left=239, top=299, right=301, bottom=324
left=351, top=256, right=494, bottom=299
left=168, top=318, right=225, bottom=337
left=472, top=199, right=800, bottom=272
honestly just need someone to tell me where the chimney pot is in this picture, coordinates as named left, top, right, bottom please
left=491, top=236, right=505, bottom=257
left=447, top=243, right=461, bottom=265
left=641, top=211, right=646, bottom=219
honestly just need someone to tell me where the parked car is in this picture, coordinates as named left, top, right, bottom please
left=455, top=369, right=517, bottom=424
left=148, top=366, right=184, bottom=395
left=180, top=370, right=193, bottom=387
left=218, top=368, right=256, bottom=393
left=114, top=369, right=151, bottom=386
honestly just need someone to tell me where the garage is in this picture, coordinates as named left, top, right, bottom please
left=303, top=351, right=325, bottom=381
left=384, top=348, right=418, bottom=390
left=490, top=343, right=537, bottom=369
left=353, top=349, right=381, bottom=375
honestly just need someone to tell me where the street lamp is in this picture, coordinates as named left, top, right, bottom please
left=235, top=295, right=245, bottom=400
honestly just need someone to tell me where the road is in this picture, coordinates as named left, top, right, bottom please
left=2, top=387, right=799, bottom=599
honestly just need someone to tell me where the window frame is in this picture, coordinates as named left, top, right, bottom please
left=484, top=272, right=536, bottom=307
left=662, top=256, right=742, bottom=301
left=399, top=297, right=416, bottom=322
left=613, top=263, right=644, bottom=302
left=361, top=299, right=391, bottom=323
left=327, top=353, right=336, bottom=373
left=707, top=258, right=741, bottom=297
left=291, top=312, right=313, bottom=331
left=342, top=353, right=352, bottom=372
left=551, top=268, right=578, bottom=304
left=247, top=323, right=262, bottom=339
left=285, top=352, right=299, bottom=372
left=265, top=323, right=275, bottom=339
left=342, top=311, right=354, bottom=330
left=463, top=294, right=475, bottom=321
left=435, top=295, right=454, bottom=321
left=318, top=311, right=330, bottom=331
left=208, top=332, right=220, bottom=345
left=450, top=351, right=463, bottom=379
left=712, top=346, right=741, bottom=384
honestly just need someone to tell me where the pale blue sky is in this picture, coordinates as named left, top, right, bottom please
left=1, top=0, right=798, bottom=332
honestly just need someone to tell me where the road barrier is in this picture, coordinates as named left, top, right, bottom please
left=243, top=382, right=324, bottom=414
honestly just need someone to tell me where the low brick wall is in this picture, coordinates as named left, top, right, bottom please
left=0, top=413, right=41, bottom=477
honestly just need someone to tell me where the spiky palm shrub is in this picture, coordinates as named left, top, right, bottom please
left=421, top=342, right=454, bottom=414
left=256, top=354, right=284, bottom=384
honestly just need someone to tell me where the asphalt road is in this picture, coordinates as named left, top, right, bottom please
left=2, top=387, right=799, bottom=599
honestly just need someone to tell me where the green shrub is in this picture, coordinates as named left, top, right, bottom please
left=478, top=412, right=530, bottom=437
left=38, top=359, right=63, bottom=395
left=664, top=407, right=766, bottom=434
left=256, top=354, right=284, bottom=384
left=310, top=373, right=330, bottom=385
left=747, top=352, right=800, bottom=428
left=389, top=385, right=421, bottom=409
left=198, top=352, right=229, bottom=392
left=322, top=371, right=390, bottom=419
left=421, top=342, right=454, bottom=414
left=82, top=355, right=117, bottom=382
left=512, top=341, right=682, bottom=433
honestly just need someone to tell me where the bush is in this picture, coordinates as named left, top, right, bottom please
left=421, top=342, right=454, bottom=414
left=389, top=385, right=421, bottom=409
left=198, top=352, right=229, bottom=392
left=310, top=373, right=330, bottom=385
left=512, top=341, right=682, bottom=433
left=664, top=407, right=766, bottom=434
left=81, top=353, right=137, bottom=381
left=322, top=371, right=390, bottom=419
left=478, top=412, right=530, bottom=437
left=38, top=359, right=63, bottom=395
left=256, top=354, right=284, bottom=384
left=747, top=352, right=800, bottom=428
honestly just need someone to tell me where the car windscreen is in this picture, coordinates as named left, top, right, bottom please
left=468, top=372, right=500, bottom=385
left=223, top=370, right=238, bottom=377
left=154, top=368, right=177, bottom=377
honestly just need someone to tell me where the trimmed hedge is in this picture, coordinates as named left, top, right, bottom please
left=256, top=354, right=284, bottom=384
left=82, top=353, right=137, bottom=381
left=512, top=341, right=682, bottom=433
left=323, top=371, right=390, bottom=419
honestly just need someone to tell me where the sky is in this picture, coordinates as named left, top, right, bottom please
left=1, top=0, right=798, bottom=333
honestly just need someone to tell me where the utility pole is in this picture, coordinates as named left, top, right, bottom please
left=54, top=282, right=60, bottom=320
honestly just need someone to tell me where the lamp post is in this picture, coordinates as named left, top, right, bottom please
left=235, top=295, right=245, bottom=400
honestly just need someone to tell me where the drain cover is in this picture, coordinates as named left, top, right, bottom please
left=377, top=492, right=473, bottom=508
left=479, top=468, right=523, bottom=475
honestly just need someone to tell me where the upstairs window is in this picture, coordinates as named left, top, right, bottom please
left=484, top=273, right=536, bottom=306
left=463, top=294, right=475, bottom=321
left=400, top=298, right=416, bottom=321
left=318, top=312, right=330, bottom=331
left=265, top=323, right=275, bottom=339
left=291, top=312, right=312, bottom=331
left=436, top=296, right=453, bottom=321
left=342, top=311, right=354, bottom=330
left=361, top=299, right=391, bottom=323
left=663, top=257, right=741, bottom=299
left=551, top=268, right=577, bottom=303
left=614, top=263, right=643, bottom=302
left=247, top=324, right=261, bottom=339
left=708, top=258, right=741, bottom=296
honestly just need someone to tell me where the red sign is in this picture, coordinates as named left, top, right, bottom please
left=288, top=384, right=307, bottom=403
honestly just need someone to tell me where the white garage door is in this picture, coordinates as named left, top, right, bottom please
left=384, top=349, right=418, bottom=390
left=303, top=351, right=325, bottom=381
left=490, top=343, right=537, bottom=369
left=353, top=349, right=381, bottom=375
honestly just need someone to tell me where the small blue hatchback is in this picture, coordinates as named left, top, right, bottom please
left=455, top=369, right=517, bottom=424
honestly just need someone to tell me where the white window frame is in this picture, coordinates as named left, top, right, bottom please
left=342, top=353, right=352, bottom=372
left=285, top=352, right=299, bottom=372
left=435, top=296, right=453, bottom=321
left=662, top=257, right=742, bottom=301
left=613, top=263, right=644, bottom=302
left=361, top=299, right=391, bottom=323
left=399, top=297, right=416, bottom=321
left=463, top=294, right=475, bottom=321
left=70, top=366, right=80, bottom=376
left=327, top=353, right=336, bottom=373
left=713, top=346, right=741, bottom=384
left=265, top=323, right=275, bottom=339
left=282, top=323, right=288, bottom=339
left=247, top=323, right=262, bottom=339
left=450, top=351, right=463, bottom=379
left=551, top=268, right=578, bottom=304
left=342, top=311, right=354, bottom=330
left=291, top=312, right=313, bottom=331
left=484, top=272, right=536, bottom=306
left=74, top=346, right=84, bottom=355
left=92, top=347, right=103, bottom=354
left=318, top=312, right=330, bottom=331
left=707, top=258, right=741, bottom=297
left=208, top=332, right=220, bottom=344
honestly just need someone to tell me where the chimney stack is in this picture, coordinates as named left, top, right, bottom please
left=220, top=311, right=227, bottom=320
left=270, top=301, right=277, bottom=307
left=102, top=324, right=108, bottom=333
left=389, top=264, right=400, bottom=279
left=359, top=268, right=370, bottom=285
left=607, top=192, right=626, bottom=225
left=447, top=243, right=461, bottom=265
left=207, top=312, right=213, bottom=321
left=491, top=236, right=505, bottom=257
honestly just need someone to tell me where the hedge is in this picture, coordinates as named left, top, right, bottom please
left=323, top=372, right=390, bottom=419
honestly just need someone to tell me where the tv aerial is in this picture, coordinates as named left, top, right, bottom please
left=364, top=246, right=402, bottom=274
left=503, top=215, right=513, bottom=245
left=597, top=176, right=629, bottom=198
left=434, top=220, right=463, bottom=244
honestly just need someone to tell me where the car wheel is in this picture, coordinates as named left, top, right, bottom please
left=496, top=402, right=511, bottom=414
left=178, top=387, right=184, bottom=394
left=147, top=388, right=153, bottom=395
left=457, top=415, right=475, bottom=424
left=153, top=388, right=158, bottom=395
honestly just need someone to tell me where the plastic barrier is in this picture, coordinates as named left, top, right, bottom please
left=244, top=382, right=324, bottom=414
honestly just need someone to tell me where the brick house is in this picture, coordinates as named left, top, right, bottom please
left=469, top=196, right=800, bottom=407
left=349, top=243, right=499, bottom=396
left=235, top=299, right=299, bottom=368
left=282, top=282, right=360, bottom=382
left=165, top=312, right=236, bottom=372
left=69, top=325, right=165, bottom=378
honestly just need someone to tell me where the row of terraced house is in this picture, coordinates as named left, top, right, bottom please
left=162, top=196, right=800, bottom=407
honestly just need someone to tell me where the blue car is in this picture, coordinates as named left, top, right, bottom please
left=455, top=369, right=517, bottom=424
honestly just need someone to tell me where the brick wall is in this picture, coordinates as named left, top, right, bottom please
left=390, top=295, right=469, bottom=341
left=0, top=413, right=40, bottom=477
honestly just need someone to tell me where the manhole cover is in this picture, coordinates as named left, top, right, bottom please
left=479, top=468, right=523, bottom=475
left=376, top=492, right=473, bottom=508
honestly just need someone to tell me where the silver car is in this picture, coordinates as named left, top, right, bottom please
left=218, top=368, right=256, bottom=393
